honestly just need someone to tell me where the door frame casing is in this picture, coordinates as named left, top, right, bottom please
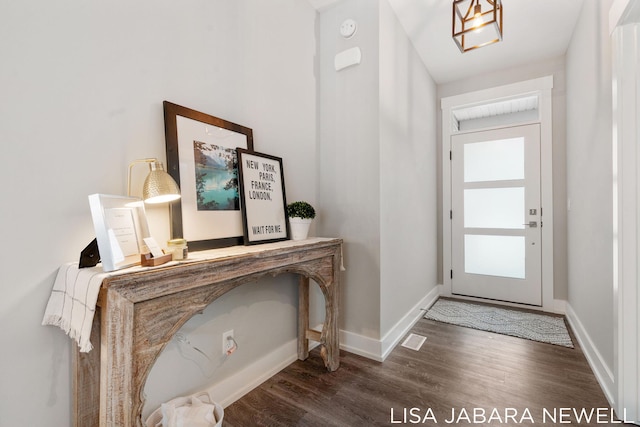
left=611, top=0, right=640, bottom=420
left=441, top=76, right=555, bottom=311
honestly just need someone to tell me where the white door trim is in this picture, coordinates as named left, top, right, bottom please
left=441, top=76, right=555, bottom=311
left=611, top=0, right=640, bottom=421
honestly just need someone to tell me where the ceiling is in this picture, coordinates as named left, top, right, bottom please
left=309, top=0, right=585, bottom=84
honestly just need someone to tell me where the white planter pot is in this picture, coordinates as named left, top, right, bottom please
left=289, top=217, right=312, bottom=240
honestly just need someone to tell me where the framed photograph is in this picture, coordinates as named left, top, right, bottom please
left=237, top=149, right=289, bottom=245
left=88, top=194, right=151, bottom=272
left=163, top=101, right=254, bottom=250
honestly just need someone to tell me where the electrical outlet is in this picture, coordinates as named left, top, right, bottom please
left=222, top=330, right=234, bottom=355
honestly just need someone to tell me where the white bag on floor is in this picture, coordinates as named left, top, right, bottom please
left=146, top=391, right=223, bottom=427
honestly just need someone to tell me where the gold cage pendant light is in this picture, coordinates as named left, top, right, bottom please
left=453, top=0, right=503, bottom=53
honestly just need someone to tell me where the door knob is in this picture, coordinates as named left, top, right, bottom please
left=523, top=221, right=538, bottom=228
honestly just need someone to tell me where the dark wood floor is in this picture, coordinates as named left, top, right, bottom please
left=224, top=313, right=627, bottom=426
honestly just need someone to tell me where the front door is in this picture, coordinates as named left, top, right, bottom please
left=451, top=124, right=541, bottom=306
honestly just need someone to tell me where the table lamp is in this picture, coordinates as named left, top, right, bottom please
left=127, top=158, right=181, bottom=203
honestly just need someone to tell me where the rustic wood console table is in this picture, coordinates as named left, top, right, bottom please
left=73, top=237, right=343, bottom=427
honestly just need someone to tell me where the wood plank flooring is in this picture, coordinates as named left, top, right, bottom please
left=224, top=315, right=630, bottom=426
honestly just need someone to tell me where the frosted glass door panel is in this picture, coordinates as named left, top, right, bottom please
left=464, top=138, right=524, bottom=183
left=451, top=124, right=541, bottom=305
left=464, top=187, right=525, bottom=229
left=464, top=234, right=525, bottom=279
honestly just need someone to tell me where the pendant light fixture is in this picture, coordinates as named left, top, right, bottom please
left=453, top=0, right=503, bottom=53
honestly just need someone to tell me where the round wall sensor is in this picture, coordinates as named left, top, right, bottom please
left=340, top=19, right=357, bottom=39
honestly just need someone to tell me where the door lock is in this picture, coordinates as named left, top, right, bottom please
left=523, top=221, right=538, bottom=228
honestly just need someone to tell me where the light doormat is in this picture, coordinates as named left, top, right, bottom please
left=424, top=299, right=574, bottom=348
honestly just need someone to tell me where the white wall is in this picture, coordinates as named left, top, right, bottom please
left=379, top=1, right=438, bottom=338
left=317, top=0, right=382, bottom=340
left=437, top=56, right=569, bottom=301
left=565, top=0, right=615, bottom=394
left=0, top=1, right=317, bottom=425
left=317, top=0, right=438, bottom=354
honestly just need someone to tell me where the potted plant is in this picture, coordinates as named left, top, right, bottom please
left=287, top=201, right=316, bottom=240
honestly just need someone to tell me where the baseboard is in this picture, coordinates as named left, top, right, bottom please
left=339, top=329, right=385, bottom=361
left=203, top=286, right=441, bottom=407
left=565, top=302, right=616, bottom=407
left=204, top=338, right=299, bottom=408
left=553, top=298, right=567, bottom=314
left=204, top=327, right=323, bottom=408
left=340, top=286, right=440, bottom=362
left=380, top=286, right=441, bottom=360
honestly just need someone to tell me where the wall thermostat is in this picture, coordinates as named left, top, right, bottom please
left=340, top=19, right=357, bottom=39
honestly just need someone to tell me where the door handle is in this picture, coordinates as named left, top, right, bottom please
left=523, top=221, right=538, bottom=228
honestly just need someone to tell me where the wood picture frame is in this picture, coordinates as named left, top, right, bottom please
left=237, top=149, right=289, bottom=245
left=163, top=101, right=254, bottom=250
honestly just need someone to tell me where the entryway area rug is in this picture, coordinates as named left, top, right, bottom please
left=424, top=299, right=574, bottom=348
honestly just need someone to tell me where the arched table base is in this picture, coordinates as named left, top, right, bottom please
left=72, top=238, right=342, bottom=427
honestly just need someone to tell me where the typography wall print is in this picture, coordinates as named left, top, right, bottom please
left=164, top=101, right=254, bottom=250
left=237, top=149, right=289, bottom=244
